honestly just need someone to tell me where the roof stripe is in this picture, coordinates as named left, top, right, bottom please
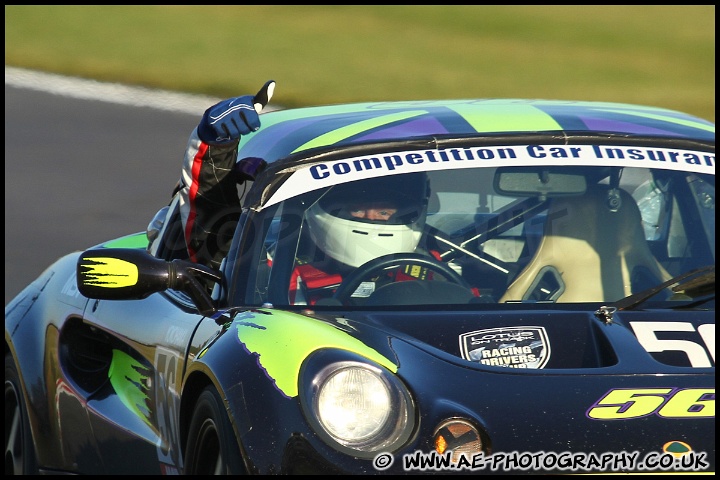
left=234, top=99, right=714, bottom=165
left=291, top=110, right=426, bottom=153
left=449, top=104, right=562, bottom=132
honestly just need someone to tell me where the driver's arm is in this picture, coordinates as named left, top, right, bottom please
left=177, top=129, right=243, bottom=269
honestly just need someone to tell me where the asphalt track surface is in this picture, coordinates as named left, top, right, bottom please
left=5, top=68, right=218, bottom=304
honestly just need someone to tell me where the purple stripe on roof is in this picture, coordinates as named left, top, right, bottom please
left=353, top=116, right=451, bottom=142
left=580, top=117, right=686, bottom=137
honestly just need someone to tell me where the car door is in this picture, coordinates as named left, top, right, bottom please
left=79, top=292, right=204, bottom=474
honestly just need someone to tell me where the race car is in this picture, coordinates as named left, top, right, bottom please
left=5, top=96, right=715, bottom=474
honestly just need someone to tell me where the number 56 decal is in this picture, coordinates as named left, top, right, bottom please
left=587, top=388, right=715, bottom=420
left=630, top=321, right=715, bottom=368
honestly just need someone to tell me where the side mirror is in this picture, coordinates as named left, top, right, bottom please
left=77, top=248, right=222, bottom=315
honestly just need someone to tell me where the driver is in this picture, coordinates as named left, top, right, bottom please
left=305, top=173, right=430, bottom=269
left=289, top=173, right=466, bottom=305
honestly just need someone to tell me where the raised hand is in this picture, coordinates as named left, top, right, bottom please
left=197, top=80, right=275, bottom=144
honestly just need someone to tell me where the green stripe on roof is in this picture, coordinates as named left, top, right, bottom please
left=449, top=104, right=562, bottom=132
left=237, top=103, right=383, bottom=150
left=291, top=110, right=426, bottom=153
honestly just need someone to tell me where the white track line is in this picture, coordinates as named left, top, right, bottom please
left=5, top=66, right=282, bottom=115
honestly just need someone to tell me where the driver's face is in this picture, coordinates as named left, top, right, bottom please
left=348, top=204, right=398, bottom=221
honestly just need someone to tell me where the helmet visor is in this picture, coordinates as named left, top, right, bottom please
left=318, top=173, right=429, bottom=225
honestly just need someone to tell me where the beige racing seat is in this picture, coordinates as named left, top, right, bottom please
left=500, top=185, right=672, bottom=303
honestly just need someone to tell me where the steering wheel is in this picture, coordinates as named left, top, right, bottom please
left=332, top=253, right=473, bottom=304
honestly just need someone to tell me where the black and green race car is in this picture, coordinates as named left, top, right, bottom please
left=6, top=97, right=715, bottom=474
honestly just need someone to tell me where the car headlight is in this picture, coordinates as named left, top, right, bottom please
left=300, top=351, right=415, bottom=458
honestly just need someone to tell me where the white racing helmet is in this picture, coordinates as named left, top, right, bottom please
left=305, top=173, right=430, bottom=268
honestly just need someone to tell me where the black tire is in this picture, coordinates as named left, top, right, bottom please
left=5, top=353, right=38, bottom=475
left=184, top=386, right=245, bottom=475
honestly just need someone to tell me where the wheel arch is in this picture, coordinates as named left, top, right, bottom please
left=179, top=362, right=253, bottom=474
left=179, top=369, right=212, bottom=459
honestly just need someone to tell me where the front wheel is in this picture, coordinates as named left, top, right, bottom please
left=184, top=386, right=245, bottom=475
left=5, top=353, right=38, bottom=475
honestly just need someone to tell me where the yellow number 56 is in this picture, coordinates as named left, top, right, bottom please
left=587, top=388, right=715, bottom=420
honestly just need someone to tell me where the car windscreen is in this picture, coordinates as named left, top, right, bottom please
left=239, top=143, right=714, bottom=309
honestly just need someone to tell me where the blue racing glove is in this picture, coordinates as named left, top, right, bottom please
left=196, top=80, right=275, bottom=144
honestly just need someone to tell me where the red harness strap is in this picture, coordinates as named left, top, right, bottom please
left=289, top=263, right=343, bottom=305
left=287, top=252, right=480, bottom=304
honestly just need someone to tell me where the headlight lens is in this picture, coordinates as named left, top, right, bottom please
left=316, top=366, right=392, bottom=442
left=302, top=354, right=415, bottom=458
